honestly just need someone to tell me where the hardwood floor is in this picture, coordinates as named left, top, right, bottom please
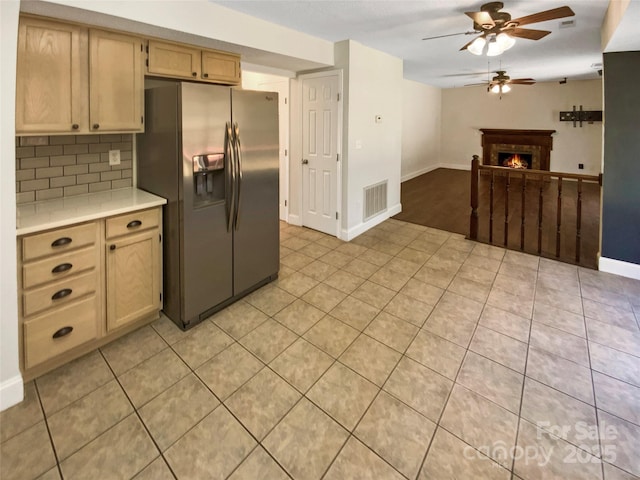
left=394, top=168, right=601, bottom=268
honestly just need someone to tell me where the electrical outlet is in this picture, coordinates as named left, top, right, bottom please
left=578, top=163, right=584, bottom=169
left=109, top=150, right=121, bottom=166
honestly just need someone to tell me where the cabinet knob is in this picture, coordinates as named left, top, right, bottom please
left=52, top=326, right=73, bottom=339
left=192, top=72, right=197, bottom=77
left=203, top=73, right=209, bottom=78
left=72, top=124, right=79, bottom=130
left=92, top=123, right=100, bottom=130
left=110, top=244, right=116, bottom=251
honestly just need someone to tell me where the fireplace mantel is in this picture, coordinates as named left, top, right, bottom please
left=480, top=129, right=556, bottom=171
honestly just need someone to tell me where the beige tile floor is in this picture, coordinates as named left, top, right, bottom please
left=2, top=219, right=640, bottom=480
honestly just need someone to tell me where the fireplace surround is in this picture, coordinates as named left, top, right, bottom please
left=480, top=129, right=555, bottom=171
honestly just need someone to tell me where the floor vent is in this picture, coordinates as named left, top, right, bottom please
left=363, top=180, right=388, bottom=222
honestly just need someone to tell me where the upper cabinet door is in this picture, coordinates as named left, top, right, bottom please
left=147, top=40, right=201, bottom=80
left=201, top=49, right=241, bottom=85
left=89, top=29, right=144, bottom=132
left=16, top=17, right=87, bottom=134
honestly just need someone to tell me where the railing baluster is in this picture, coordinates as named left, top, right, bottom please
left=576, top=178, right=583, bottom=263
left=520, top=174, right=526, bottom=251
left=538, top=177, right=543, bottom=255
left=556, top=176, right=563, bottom=258
left=504, top=171, right=510, bottom=246
left=489, top=171, right=495, bottom=244
left=470, top=155, right=479, bottom=240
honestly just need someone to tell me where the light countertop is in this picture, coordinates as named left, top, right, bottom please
left=17, top=188, right=167, bottom=236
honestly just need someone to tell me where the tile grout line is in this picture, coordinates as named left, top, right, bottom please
left=32, top=381, right=65, bottom=479
left=96, top=348, right=179, bottom=480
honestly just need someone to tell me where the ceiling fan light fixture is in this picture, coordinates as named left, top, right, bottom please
left=486, top=40, right=502, bottom=57
left=491, top=84, right=501, bottom=93
left=501, top=84, right=511, bottom=93
left=468, top=36, right=486, bottom=55
left=496, top=32, right=515, bottom=51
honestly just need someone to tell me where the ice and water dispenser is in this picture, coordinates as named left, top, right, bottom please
left=192, top=153, right=225, bottom=207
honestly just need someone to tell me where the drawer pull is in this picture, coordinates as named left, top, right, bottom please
left=126, top=220, right=142, bottom=229
left=51, top=237, right=72, bottom=248
left=52, top=288, right=72, bottom=301
left=192, top=72, right=197, bottom=77
left=52, top=326, right=73, bottom=339
left=51, top=263, right=73, bottom=274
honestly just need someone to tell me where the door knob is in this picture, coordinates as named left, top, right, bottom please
left=302, top=159, right=309, bottom=165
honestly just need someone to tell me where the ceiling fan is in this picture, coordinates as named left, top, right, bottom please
left=467, top=70, right=536, bottom=94
left=423, top=2, right=575, bottom=56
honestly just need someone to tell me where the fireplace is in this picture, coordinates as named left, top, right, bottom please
left=480, top=129, right=555, bottom=171
left=499, top=152, right=532, bottom=169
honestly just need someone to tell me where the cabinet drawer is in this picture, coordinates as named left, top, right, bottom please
left=24, top=295, right=99, bottom=369
left=23, top=270, right=97, bottom=317
left=22, top=222, right=97, bottom=261
left=22, top=246, right=97, bottom=289
left=106, top=208, right=159, bottom=239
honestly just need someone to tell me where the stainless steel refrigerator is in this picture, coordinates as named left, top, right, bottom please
left=137, top=80, right=279, bottom=329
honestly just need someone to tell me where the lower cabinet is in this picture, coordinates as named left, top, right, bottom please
left=106, top=216, right=160, bottom=331
left=17, top=207, right=162, bottom=379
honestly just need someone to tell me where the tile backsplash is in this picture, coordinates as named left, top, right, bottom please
left=15, top=134, right=133, bottom=204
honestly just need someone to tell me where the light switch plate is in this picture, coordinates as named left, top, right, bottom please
left=108, top=150, right=121, bottom=166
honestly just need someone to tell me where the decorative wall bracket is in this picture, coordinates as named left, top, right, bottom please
left=559, top=105, right=603, bottom=127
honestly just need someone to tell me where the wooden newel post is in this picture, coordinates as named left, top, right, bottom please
left=470, top=155, right=479, bottom=240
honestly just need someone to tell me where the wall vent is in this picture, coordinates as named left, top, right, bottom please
left=363, top=180, right=387, bottom=222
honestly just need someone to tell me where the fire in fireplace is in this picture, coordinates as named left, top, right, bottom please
left=499, top=152, right=532, bottom=169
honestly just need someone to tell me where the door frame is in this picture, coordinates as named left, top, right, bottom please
left=297, top=69, right=343, bottom=239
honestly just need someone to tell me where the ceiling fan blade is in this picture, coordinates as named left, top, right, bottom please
left=465, top=11, right=495, bottom=28
left=510, top=80, right=536, bottom=85
left=510, top=78, right=535, bottom=83
left=509, top=6, right=575, bottom=27
left=422, top=31, right=476, bottom=41
left=465, top=82, right=489, bottom=87
left=506, top=27, right=551, bottom=40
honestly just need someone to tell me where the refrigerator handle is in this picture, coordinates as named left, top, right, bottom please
left=225, top=122, right=235, bottom=232
left=233, top=122, right=243, bottom=230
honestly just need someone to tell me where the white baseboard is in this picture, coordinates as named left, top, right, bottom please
left=598, top=256, right=640, bottom=280
left=438, top=162, right=471, bottom=171
left=401, top=163, right=470, bottom=182
left=341, top=203, right=402, bottom=241
left=287, top=213, right=302, bottom=226
left=401, top=165, right=440, bottom=182
left=0, top=374, right=24, bottom=411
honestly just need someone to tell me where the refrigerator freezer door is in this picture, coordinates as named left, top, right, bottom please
left=231, top=89, right=280, bottom=295
left=180, top=83, right=233, bottom=324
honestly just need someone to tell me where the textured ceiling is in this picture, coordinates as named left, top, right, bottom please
left=214, top=0, right=612, bottom=88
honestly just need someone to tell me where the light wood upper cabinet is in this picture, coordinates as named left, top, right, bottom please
left=89, top=29, right=144, bottom=132
left=147, top=40, right=201, bottom=80
left=16, top=17, right=87, bottom=134
left=201, top=49, right=241, bottom=85
left=146, top=39, right=241, bottom=85
left=16, top=16, right=144, bottom=135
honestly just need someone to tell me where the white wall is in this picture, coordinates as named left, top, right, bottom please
left=440, top=79, right=603, bottom=175
left=0, top=0, right=23, bottom=410
left=401, top=79, right=442, bottom=181
left=336, top=40, right=403, bottom=239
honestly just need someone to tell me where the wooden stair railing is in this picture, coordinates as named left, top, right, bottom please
left=469, top=155, right=602, bottom=264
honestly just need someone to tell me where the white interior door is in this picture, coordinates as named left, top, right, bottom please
left=301, top=73, right=340, bottom=235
